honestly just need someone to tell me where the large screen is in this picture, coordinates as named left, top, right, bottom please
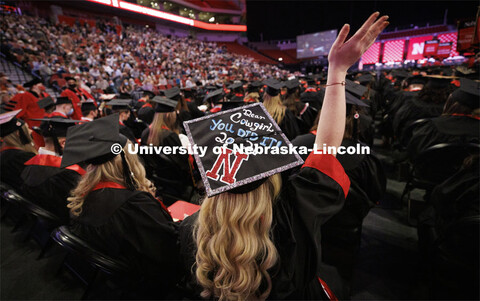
left=296, top=29, right=338, bottom=59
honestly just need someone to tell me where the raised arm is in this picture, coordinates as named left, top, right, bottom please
left=315, top=12, right=389, bottom=154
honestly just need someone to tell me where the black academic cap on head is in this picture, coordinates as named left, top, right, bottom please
left=55, top=96, right=72, bottom=106
left=107, top=98, right=132, bottom=111
left=164, top=86, right=181, bottom=99
left=142, top=89, right=155, bottom=98
left=64, top=76, right=76, bottom=82
left=204, top=88, right=225, bottom=104
left=219, top=98, right=246, bottom=111
left=405, top=75, right=427, bottom=86
left=183, top=103, right=303, bottom=197
left=227, top=82, right=243, bottom=90
left=37, top=96, right=55, bottom=109
left=345, top=79, right=368, bottom=98
left=263, top=78, right=283, bottom=96
left=356, top=74, right=374, bottom=85
left=346, top=92, right=369, bottom=107
left=247, top=81, right=263, bottom=92
left=284, top=79, right=300, bottom=90
left=23, top=78, right=42, bottom=88
left=391, top=69, right=410, bottom=79
left=451, top=78, right=480, bottom=109
left=31, top=117, right=80, bottom=138
left=424, top=75, right=455, bottom=90
left=0, top=109, right=24, bottom=138
left=300, top=89, right=323, bottom=111
left=81, top=101, right=97, bottom=112
left=61, top=114, right=128, bottom=168
left=151, top=96, right=177, bottom=113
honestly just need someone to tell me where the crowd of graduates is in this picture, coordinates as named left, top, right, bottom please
left=0, top=10, right=479, bottom=301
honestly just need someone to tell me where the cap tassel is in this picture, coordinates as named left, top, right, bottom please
left=120, top=150, right=136, bottom=191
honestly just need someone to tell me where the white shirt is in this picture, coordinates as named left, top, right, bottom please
left=38, top=147, right=59, bottom=157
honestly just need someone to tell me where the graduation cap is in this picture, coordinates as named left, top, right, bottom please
left=405, top=75, right=427, bottom=86
left=61, top=114, right=137, bottom=190
left=81, top=101, right=97, bottom=112
left=300, top=89, right=323, bottom=110
left=263, top=78, right=283, bottom=96
left=346, top=92, right=369, bottom=107
left=55, top=96, right=72, bottom=106
left=424, top=75, right=456, bottom=90
left=451, top=78, right=480, bottom=109
left=219, top=98, right=246, bottom=111
left=23, top=78, right=42, bottom=88
left=345, top=79, right=368, bottom=98
left=227, top=82, right=243, bottom=90
left=164, top=87, right=181, bottom=100
left=142, top=89, right=155, bottom=98
left=37, top=96, right=55, bottom=110
left=183, top=102, right=304, bottom=197
left=107, top=98, right=132, bottom=111
left=151, top=96, right=177, bottom=113
left=356, top=74, right=374, bottom=85
left=284, top=79, right=300, bottom=91
left=391, top=69, right=410, bottom=79
left=247, top=81, right=264, bottom=92
left=32, top=117, right=80, bottom=138
left=0, top=109, right=25, bottom=138
left=64, top=76, right=76, bottom=82
left=204, top=88, right=225, bottom=104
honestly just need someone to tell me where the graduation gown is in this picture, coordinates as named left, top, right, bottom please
left=137, top=103, right=155, bottom=125
left=177, top=103, right=205, bottom=132
left=70, top=183, right=180, bottom=299
left=178, top=153, right=350, bottom=300
left=408, top=115, right=480, bottom=160
left=0, top=147, right=35, bottom=190
left=20, top=154, right=84, bottom=223
left=278, top=109, right=300, bottom=140
left=119, top=121, right=137, bottom=143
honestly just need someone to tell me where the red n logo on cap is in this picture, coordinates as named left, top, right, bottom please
left=206, top=148, right=249, bottom=184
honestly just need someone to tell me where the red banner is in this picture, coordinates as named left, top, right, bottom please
left=436, top=42, right=453, bottom=58
left=424, top=40, right=439, bottom=57
left=406, top=36, right=433, bottom=60
left=457, top=20, right=476, bottom=51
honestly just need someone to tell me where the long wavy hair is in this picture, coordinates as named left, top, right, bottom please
left=194, top=174, right=282, bottom=301
left=263, top=94, right=286, bottom=125
left=67, top=141, right=155, bottom=217
left=147, top=112, right=178, bottom=145
left=2, top=124, right=37, bottom=154
left=282, top=88, right=300, bottom=116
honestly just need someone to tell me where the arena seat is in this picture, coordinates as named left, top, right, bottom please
left=217, top=42, right=277, bottom=64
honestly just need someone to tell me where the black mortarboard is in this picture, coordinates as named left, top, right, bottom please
left=247, top=81, right=263, bottom=92
left=151, top=96, right=177, bottom=113
left=61, top=114, right=128, bottom=168
left=183, top=103, right=303, bottom=197
left=356, top=74, right=374, bottom=85
left=64, top=76, right=76, bottom=82
left=346, top=92, right=369, bottom=107
left=227, top=82, right=243, bottom=90
left=107, top=98, right=132, bottom=110
left=284, top=79, right=300, bottom=90
left=263, top=78, right=283, bottom=96
left=204, top=88, right=225, bottom=104
left=0, top=109, right=24, bottom=138
left=219, top=98, right=246, bottom=111
left=32, top=117, right=80, bottom=138
left=405, top=75, right=427, bottom=86
left=81, top=101, right=97, bottom=112
left=300, top=88, right=323, bottom=110
left=23, top=78, right=42, bottom=88
left=142, top=89, right=155, bottom=98
left=55, top=96, right=72, bottom=105
left=391, top=69, right=410, bottom=79
left=345, top=79, right=368, bottom=98
left=164, top=87, right=181, bottom=99
left=37, top=96, right=55, bottom=109
left=424, top=75, right=455, bottom=90
left=451, top=78, right=480, bottom=109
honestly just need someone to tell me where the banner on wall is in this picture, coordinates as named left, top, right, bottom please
left=423, top=40, right=439, bottom=57
left=406, top=36, right=433, bottom=60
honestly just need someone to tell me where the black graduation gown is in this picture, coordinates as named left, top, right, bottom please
left=177, top=103, right=205, bottom=133
left=178, top=153, right=350, bottom=300
left=137, top=105, right=155, bottom=125
left=393, top=96, right=444, bottom=142
left=119, top=122, right=137, bottom=143
left=278, top=109, right=300, bottom=140
left=0, top=148, right=35, bottom=190
left=70, top=186, right=181, bottom=299
left=298, top=105, right=319, bottom=135
left=407, top=115, right=480, bottom=160
left=20, top=154, right=83, bottom=223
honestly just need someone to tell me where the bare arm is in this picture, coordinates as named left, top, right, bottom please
left=315, top=12, right=389, bottom=154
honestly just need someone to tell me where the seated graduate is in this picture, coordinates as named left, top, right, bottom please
left=136, top=90, right=156, bottom=125
left=283, top=78, right=304, bottom=117
left=49, top=96, right=75, bottom=119
left=20, top=117, right=84, bottom=223
left=177, top=12, right=389, bottom=300
left=408, top=78, right=480, bottom=160
left=205, top=88, right=225, bottom=113
left=37, top=96, right=56, bottom=117
left=345, top=80, right=375, bottom=146
left=163, top=86, right=204, bottom=131
left=226, top=82, right=245, bottom=102
left=140, top=96, right=194, bottom=203
left=263, top=78, right=300, bottom=140
left=62, top=114, right=180, bottom=299
left=105, top=98, right=137, bottom=143
left=297, top=85, right=325, bottom=134
left=80, top=101, right=98, bottom=122
left=244, top=81, right=263, bottom=103
left=0, top=109, right=37, bottom=190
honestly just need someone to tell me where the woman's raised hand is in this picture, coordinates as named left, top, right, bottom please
left=328, top=12, right=389, bottom=72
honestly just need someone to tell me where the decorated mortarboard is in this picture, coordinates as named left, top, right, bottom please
left=23, top=78, right=42, bottom=88
left=451, top=78, right=480, bottom=109
left=263, top=78, right=283, bottom=96
left=55, top=96, right=72, bottom=105
left=204, top=88, right=225, bottom=104
left=151, top=96, right=178, bottom=113
left=164, top=86, right=181, bottom=99
left=61, top=114, right=128, bottom=168
left=219, top=98, right=246, bottom=111
left=227, top=82, right=243, bottom=90
left=81, top=101, right=97, bottom=112
left=345, top=79, right=368, bottom=98
left=37, top=96, right=55, bottom=109
left=183, top=103, right=304, bottom=197
left=31, top=117, right=80, bottom=138
left=0, top=109, right=24, bottom=138
left=346, top=92, right=369, bottom=107
left=107, top=98, right=132, bottom=110
left=285, top=79, right=300, bottom=90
